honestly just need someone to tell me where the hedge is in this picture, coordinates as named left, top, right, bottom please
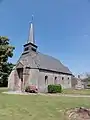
left=48, top=84, right=62, bottom=93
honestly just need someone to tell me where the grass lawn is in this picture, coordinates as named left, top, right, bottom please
left=0, top=88, right=90, bottom=120
left=63, top=89, right=90, bottom=95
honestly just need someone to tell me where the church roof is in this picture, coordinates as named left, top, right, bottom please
left=37, top=52, right=72, bottom=74
left=17, top=51, right=72, bottom=75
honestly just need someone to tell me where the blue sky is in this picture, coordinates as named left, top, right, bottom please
left=0, top=0, right=90, bottom=75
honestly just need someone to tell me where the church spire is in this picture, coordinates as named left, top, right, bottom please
left=28, top=15, right=35, bottom=44
left=23, top=15, right=37, bottom=53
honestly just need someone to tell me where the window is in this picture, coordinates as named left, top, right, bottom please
left=68, top=77, right=70, bottom=84
left=54, top=77, right=57, bottom=84
left=31, top=47, right=36, bottom=52
left=24, top=47, right=29, bottom=51
left=55, top=77, right=57, bottom=80
left=62, top=77, right=64, bottom=80
left=45, top=76, right=48, bottom=80
left=45, top=76, right=48, bottom=85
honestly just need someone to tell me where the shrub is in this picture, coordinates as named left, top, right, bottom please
left=25, top=85, right=38, bottom=93
left=48, top=84, right=62, bottom=93
left=87, top=84, right=90, bottom=87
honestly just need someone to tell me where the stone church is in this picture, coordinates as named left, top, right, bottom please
left=8, top=19, right=73, bottom=92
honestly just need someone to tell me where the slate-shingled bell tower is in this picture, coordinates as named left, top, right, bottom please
left=23, top=16, right=38, bottom=54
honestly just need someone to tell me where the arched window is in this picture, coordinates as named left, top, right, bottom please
left=54, top=77, right=57, bottom=84
left=62, top=77, right=64, bottom=84
left=62, top=77, right=64, bottom=80
left=68, top=77, right=69, bottom=84
left=45, top=76, right=48, bottom=85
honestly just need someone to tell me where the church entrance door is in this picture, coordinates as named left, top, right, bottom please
left=17, top=68, right=23, bottom=91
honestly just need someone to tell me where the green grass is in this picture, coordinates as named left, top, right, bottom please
left=0, top=88, right=90, bottom=120
left=63, top=89, right=90, bottom=95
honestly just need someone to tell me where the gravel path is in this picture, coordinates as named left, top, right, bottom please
left=2, top=91, right=90, bottom=98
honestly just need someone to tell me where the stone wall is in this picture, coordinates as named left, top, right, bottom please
left=8, top=68, right=21, bottom=91
left=14, top=69, right=21, bottom=91
left=28, top=68, right=39, bottom=87
left=38, top=69, right=72, bottom=92
left=71, top=76, right=77, bottom=88
left=8, top=69, right=15, bottom=90
left=8, top=67, right=72, bottom=93
left=23, top=68, right=30, bottom=88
